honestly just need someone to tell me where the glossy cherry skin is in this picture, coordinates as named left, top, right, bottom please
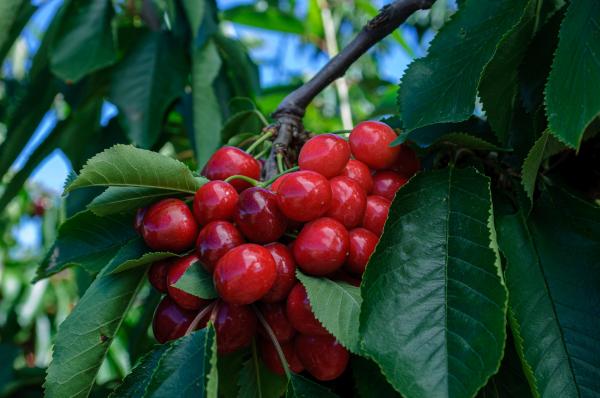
left=345, top=228, right=378, bottom=275
left=275, top=171, right=332, bottom=222
left=326, top=176, right=367, bottom=229
left=167, top=254, right=212, bottom=310
left=298, top=134, right=351, bottom=178
left=234, top=187, right=287, bottom=243
left=152, top=296, right=200, bottom=344
left=148, top=259, right=171, bottom=293
left=202, top=146, right=261, bottom=192
left=340, top=159, right=373, bottom=193
left=390, top=144, right=421, bottom=177
left=362, top=195, right=391, bottom=237
left=134, top=207, right=147, bottom=234
left=214, top=244, right=277, bottom=304
left=214, top=302, right=257, bottom=354
left=260, top=339, right=304, bottom=375
left=142, top=199, right=198, bottom=252
left=294, top=334, right=349, bottom=381
left=349, top=121, right=400, bottom=169
left=193, top=181, right=239, bottom=225
left=261, top=243, right=297, bottom=303
left=196, top=221, right=245, bottom=272
left=371, top=171, right=408, bottom=201
left=270, top=173, right=289, bottom=193
left=285, top=283, right=329, bottom=336
left=293, top=217, right=349, bottom=275
left=257, top=302, right=296, bottom=342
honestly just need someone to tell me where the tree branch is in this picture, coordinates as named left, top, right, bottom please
left=263, top=0, right=435, bottom=179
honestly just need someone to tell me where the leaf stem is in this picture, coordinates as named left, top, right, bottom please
left=246, top=131, right=274, bottom=154
left=253, top=305, right=292, bottom=379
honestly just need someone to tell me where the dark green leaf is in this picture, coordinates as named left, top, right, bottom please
left=0, top=343, right=19, bottom=386
left=296, top=272, right=362, bottom=353
left=286, top=374, right=337, bottom=398
left=360, top=167, right=508, bottom=398
left=545, top=0, right=600, bottom=149
left=0, top=0, right=36, bottom=64
left=221, top=109, right=265, bottom=143
left=173, top=261, right=218, bottom=299
left=105, top=237, right=180, bottom=274
left=222, top=5, right=304, bottom=34
left=520, top=131, right=565, bottom=200
left=237, top=355, right=287, bottom=398
left=352, top=357, right=400, bottom=398
left=88, top=187, right=185, bottom=216
left=218, top=350, right=246, bottom=398
left=214, top=34, right=260, bottom=97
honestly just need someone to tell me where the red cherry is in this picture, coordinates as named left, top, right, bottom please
left=269, top=173, right=289, bottom=193
left=134, top=207, right=147, bottom=234
left=214, top=244, right=277, bottom=304
left=349, top=121, right=400, bottom=169
left=214, top=302, right=257, bottom=354
left=340, top=159, right=374, bottom=193
left=326, top=176, right=367, bottom=229
left=257, top=302, right=296, bottom=342
left=362, top=195, right=390, bottom=237
left=260, top=339, right=304, bottom=375
left=234, top=187, right=287, bottom=243
left=152, top=296, right=201, bottom=343
left=261, top=243, right=297, bottom=303
left=193, top=181, right=239, bottom=225
left=196, top=221, right=245, bottom=273
left=285, top=283, right=328, bottom=336
left=275, top=171, right=332, bottom=222
left=390, top=144, right=421, bottom=177
left=148, top=259, right=171, bottom=293
left=371, top=171, right=407, bottom=201
left=167, top=254, right=212, bottom=310
left=142, top=199, right=198, bottom=252
left=293, top=217, right=349, bottom=275
left=202, top=146, right=261, bottom=192
left=298, top=134, right=350, bottom=178
left=345, top=228, right=378, bottom=275
left=294, top=334, right=349, bottom=381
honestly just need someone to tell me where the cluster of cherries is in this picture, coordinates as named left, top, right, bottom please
left=135, top=121, right=419, bottom=381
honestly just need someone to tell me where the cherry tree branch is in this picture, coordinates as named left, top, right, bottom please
left=263, top=0, right=435, bottom=179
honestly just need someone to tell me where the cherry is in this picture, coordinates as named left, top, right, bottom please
left=298, top=134, right=350, bottom=178
left=193, top=181, right=239, bottom=225
left=261, top=243, right=297, bottom=303
left=294, top=334, right=349, bottom=381
left=390, top=144, right=421, bottom=177
left=167, top=254, right=212, bottom=310
left=152, top=296, right=200, bottom=344
left=257, top=302, right=296, bottom=342
left=214, top=244, right=277, bottom=304
left=275, top=171, right=332, bottom=222
left=134, top=207, right=147, bottom=234
left=141, top=199, right=198, bottom=252
left=214, top=302, right=257, bottom=354
left=293, top=217, right=349, bottom=275
left=326, top=176, right=367, bottom=229
left=148, top=259, right=171, bottom=293
left=196, top=221, right=244, bottom=273
left=234, top=187, right=287, bottom=243
left=202, top=146, right=261, bottom=192
left=362, top=195, right=391, bottom=237
left=285, top=283, right=329, bottom=336
left=349, top=121, right=400, bottom=169
left=371, top=171, right=407, bottom=201
left=270, top=173, right=289, bottom=193
left=340, top=159, right=373, bottom=193
left=260, top=339, right=304, bottom=375
left=345, top=228, right=378, bottom=275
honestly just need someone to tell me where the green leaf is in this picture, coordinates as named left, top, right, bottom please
left=296, top=272, right=362, bottom=353
left=218, top=351, right=246, bottom=398
left=545, top=0, right=600, bottom=149
left=222, top=5, right=304, bottom=34
left=520, top=131, right=565, bottom=200
left=173, top=260, right=218, bottom=299
left=111, top=326, right=218, bottom=398
left=214, top=34, right=260, bottom=97
left=49, top=0, right=117, bottom=82
left=37, top=210, right=137, bottom=280
left=66, top=144, right=206, bottom=194
left=360, top=167, right=508, bottom=398
left=237, top=356, right=287, bottom=398
left=88, top=187, right=185, bottom=216
left=352, top=357, right=400, bottom=398
left=220, top=109, right=265, bottom=143
left=45, top=267, right=146, bottom=398
left=285, top=374, right=338, bottom=398
left=399, top=0, right=527, bottom=132
left=0, top=0, right=36, bottom=64
left=109, top=31, right=188, bottom=148
left=496, top=185, right=600, bottom=397
left=105, top=237, right=180, bottom=274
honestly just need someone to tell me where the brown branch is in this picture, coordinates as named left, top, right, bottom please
left=263, top=0, right=435, bottom=179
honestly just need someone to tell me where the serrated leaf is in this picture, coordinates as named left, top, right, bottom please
left=45, top=267, right=146, bottom=398
left=496, top=185, right=600, bottom=397
left=432, top=132, right=510, bottom=151
left=105, top=237, right=180, bottom=274
left=399, top=0, right=527, bottom=132
left=296, top=272, right=362, bottom=353
left=520, top=131, right=565, bottom=200
left=222, top=5, right=304, bottom=34
left=88, top=187, right=186, bottom=216
left=352, top=357, right=400, bottom=398
left=360, top=167, right=508, bottom=398
left=545, top=0, right=600, bottom=149
left=285, top=374, right=338, bottom=398
left=237, top=356, right=287, bottom=398
left=173, top=260, right=218, bottom=299
left=66, top=144, right=206, bottom=194
left=110, top=345, right=170, bottom=398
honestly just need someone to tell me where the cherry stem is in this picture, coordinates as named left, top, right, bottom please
left=224, top=174, right=260, bottom=186
left=276, top=153, right=285, bottom=174
left=261, top=166, right=299, bottom=188
left=185, top=301, right=217, bottom=336
left=253, top=146, right=270, bottom=160
left=246, top=131, right=274, bottom=154
left=252, top=305, right=292, bottom=379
